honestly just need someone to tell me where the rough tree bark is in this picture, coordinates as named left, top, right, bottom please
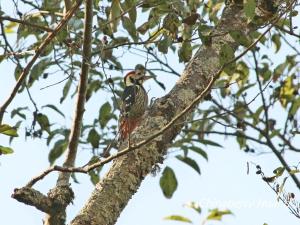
left=70, top=3, right=270, bottom=225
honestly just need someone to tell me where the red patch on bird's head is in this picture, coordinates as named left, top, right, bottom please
left=124, top=71, right=135, bottom=82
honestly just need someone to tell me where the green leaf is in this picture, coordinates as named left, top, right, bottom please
left=199, top=139, right=222, bottom=147
left=176, top=155, right=201, bottom=174
left=279, top=76, right=294, bottom=108
left=89, top=170, right=100, bottom=185
left=122, top=16, right=138, bottom=41
left=163, top=215, right=192, bottom=223
left=273, top=167, right=285, bottom=177
left=14, top=64, right=23, bottom=80
left=9, top=121, right=22, bottom=144
left=158, top=35, right=171, bottom=54
left=137, top=21, right=151, bottom=34
left=253, top=106, right=263, bottom=125
left=99, top=102, right=112, bottom=128
left=160, top=166, right=178, bottom=198
left=46, top=128, right=70, bottom=146
left=244, top=0, right=256, bottom=21
left=86, top=80, right=102, bottom=101
left=60, top=78, right=72, bottom=103
left=87, top=129, right=100, bottom=149
left=0, top=145, right=14, bottom=155
left=5, top=21, right=18, bottom=33
left=36, top=113, right=51, bottom=133
left=184, top=201, right=201, bottom=214
left=277, top=176, right=288, bottom=201
left=0, top=54, right=5, bottom=63
left=163, top=13, right=180, bottom=35
left=48, top=139, right=68, bottom=165
left=271, top=34, right=281, bottom=53
left=109, top=0, right=122, bottom=32
left=207, top=208, right=233, bottom=221
left=122, top=0, right=137, bottom=23
left=289, top=97, right=300, bottom=116
left=111, top=36, right=130, bottom=46
left=56, top=29, right=68, bottom=43
left=28, top=58, right=51, bottom=87
left=235, top=83, right=255, bottom=98
left=11, top=106, right=28, bottom=119
left=0, top=124, right=18, bottom=137
left=236, top=131, right=246, bottom=148
left=189, top=146, right=208, bottom=161
left=42, top=104, right=65, bottom=118
left=219, top=43, right=235, bottom=66
left=178, top=41, right=192, bottom=63
left=229, top=31, right=251, bottom=47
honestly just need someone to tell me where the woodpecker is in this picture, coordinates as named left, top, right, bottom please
left=119, top=64, right=151, bottom=141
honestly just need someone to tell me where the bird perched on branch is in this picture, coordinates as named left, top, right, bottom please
left=119, top=64, right=151, bottom=141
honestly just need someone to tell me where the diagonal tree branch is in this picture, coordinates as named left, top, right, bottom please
left=0, top=0, right=83, bottom=124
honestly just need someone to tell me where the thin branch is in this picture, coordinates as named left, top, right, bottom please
left=253, top=51, right=270, bottom=134
left=144, top=46, right=181, bottom=76
left=0, top=16, right=54, bottom=32
left=275, top=25, right=300, bottom=38
left=0, top=0, right=83, bottom=124
left=185, top=129, right=267, bottom=145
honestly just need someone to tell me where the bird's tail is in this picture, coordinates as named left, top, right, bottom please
left=119, top=117, right=140, bottom=141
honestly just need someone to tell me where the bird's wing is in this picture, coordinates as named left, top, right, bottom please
left=121, top=85, right=138, bottom=116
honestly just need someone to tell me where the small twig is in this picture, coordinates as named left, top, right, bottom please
left=185, top=129, right=267, bottom=145
left=101, top=59, right=120, bottom=110
left=25, top=86, right=38, bottom=112
left=253, top=51, right=269, bottom=134
left=40, top=75, right=73, bottom=90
